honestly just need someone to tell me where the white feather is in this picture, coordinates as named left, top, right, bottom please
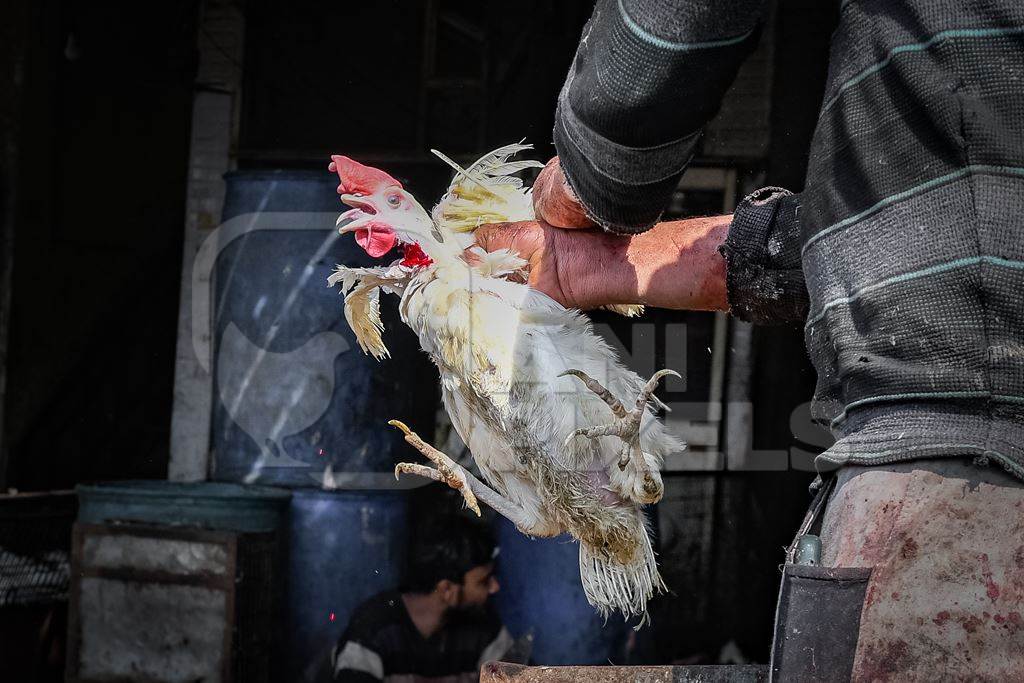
left=430, top=142, right=544, bottom=235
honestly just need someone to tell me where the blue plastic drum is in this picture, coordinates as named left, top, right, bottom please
left=210, top=170, right=437, bottom=487
left=493, top=517, right=631, bottom=665
left=283, top=489, right=409, bottom=680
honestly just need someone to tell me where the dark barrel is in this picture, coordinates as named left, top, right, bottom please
left=284, top=489, right=409, bottom=680
left=210, top=170, right=437, bottom=487
left=209, top=170, right=430, bottom=681
left=493, top=517, right=631, bottom=664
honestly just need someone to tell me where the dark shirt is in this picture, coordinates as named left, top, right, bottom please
left=331, top=591, right=511, bottom=683
left=555, top=0, right=1024, bottom=479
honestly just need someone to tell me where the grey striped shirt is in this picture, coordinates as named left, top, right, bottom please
left=555, top=0, right=1024, bottom=479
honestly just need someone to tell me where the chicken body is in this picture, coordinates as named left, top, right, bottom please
left=328, top=144, right=683, bottom=621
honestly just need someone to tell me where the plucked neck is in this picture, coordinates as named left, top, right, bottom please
left=411, top=223, right=463, bottom=266
left=395, top=202, right=463, bottom=267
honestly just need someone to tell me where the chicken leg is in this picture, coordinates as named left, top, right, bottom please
left=388, top=419, right=558, bottom=536
left=560, top=368, right=680, bottom=505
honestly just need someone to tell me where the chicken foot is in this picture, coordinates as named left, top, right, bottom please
left=388, top=419, right=556, bottom=535
left=560, top=368, right=680, bottom=504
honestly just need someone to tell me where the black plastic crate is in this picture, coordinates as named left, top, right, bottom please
left=0, top=491, right=76, bottom=607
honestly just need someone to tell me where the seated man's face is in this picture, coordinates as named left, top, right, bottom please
left=457, top=562, right=499, bottom=609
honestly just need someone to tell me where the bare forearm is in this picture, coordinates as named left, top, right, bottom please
left=559, top=215, right=731, bottom=311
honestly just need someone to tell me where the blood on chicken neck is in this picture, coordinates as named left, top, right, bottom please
left=400, top=242, right=433, bottom=268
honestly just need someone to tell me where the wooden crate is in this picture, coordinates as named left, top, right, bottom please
left=66, top=523, right=279, bottom=683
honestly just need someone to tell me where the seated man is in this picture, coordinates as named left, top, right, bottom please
left=331, top=514, right=512, bottom=682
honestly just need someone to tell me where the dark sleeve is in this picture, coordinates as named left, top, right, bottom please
left=332, top=666, right=379, bottom=683
left=719, top=187, right=808, bottom=324
left=554, top=0, right=767, bottom=234
left=330, top=606, right=388, bottom=683
left=331, top=637, right=384, bottom=683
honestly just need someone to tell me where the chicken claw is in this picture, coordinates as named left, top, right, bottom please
left=561, top=368, right=680, bottom=504
left=389, top=419, right=481, bottom=516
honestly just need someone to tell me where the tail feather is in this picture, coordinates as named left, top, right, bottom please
left=578, top=513, right=666, bottom=626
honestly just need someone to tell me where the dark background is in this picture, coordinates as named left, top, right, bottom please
left=0, top=0, right=838, bottom=665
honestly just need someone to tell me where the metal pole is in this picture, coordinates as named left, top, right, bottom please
left=167, top=0, right=246, bottom=481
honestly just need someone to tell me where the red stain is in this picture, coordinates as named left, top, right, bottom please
left=994, top=612, right=1022, bottom=633
left=899, top=537, right=919, bottom=560
left=864, top=584, right=878, bottom=607
left=857, top=639, right=911, bottom=679
left=957, top=614, right=984, bottom=634
left=891, top=591, right=901, bottom=601
left=979, top=552, right=1001, bottom=602
left=858, top=500, right=904, bottom=565
left=933, top=610, right=951, bottom=626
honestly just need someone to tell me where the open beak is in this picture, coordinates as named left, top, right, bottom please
left=336, top=194, right=398, bottom=258
left=337, top=194, right=377, bottom=230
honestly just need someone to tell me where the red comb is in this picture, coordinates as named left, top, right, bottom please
left=328, top=155, right=403, bottom=195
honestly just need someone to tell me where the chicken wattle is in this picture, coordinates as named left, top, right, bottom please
left=353, top=223, right=397, bottom=258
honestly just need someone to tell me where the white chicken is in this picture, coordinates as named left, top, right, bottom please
left=327, top=143, right=683, bottom=621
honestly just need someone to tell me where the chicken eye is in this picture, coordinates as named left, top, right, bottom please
left=386, top=194, right=402, bottom=208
